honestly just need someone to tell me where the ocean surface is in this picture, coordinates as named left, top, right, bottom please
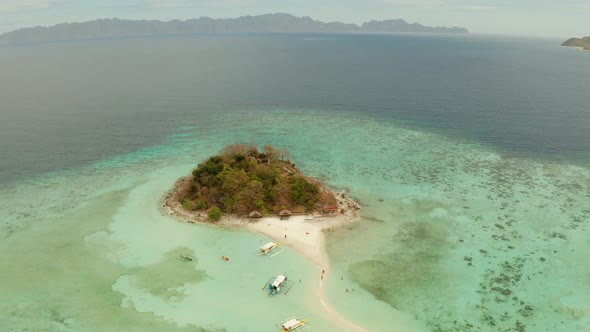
left=0, top=33, right=589, bottom=331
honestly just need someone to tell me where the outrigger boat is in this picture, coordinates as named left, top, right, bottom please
left=280, top=317, right=307, bottom=332
left=258, top=241, right=283, bottom=257
left=262, top=273, right=294, bottom=295
left=270, top=275, right=287, bottom=294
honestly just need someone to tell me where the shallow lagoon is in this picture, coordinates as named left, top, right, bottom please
left=1, top=109, right=588, bottom=331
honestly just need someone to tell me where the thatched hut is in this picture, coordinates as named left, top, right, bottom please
left=279, top=209, right=292, bottom=219
left=249, top=210, right=262, bottom=218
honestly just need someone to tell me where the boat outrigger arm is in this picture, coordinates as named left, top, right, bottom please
left=258, top=241, right=283, bottom=257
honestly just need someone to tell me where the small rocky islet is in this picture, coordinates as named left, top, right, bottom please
left=562, top=36, right=590, bottom=50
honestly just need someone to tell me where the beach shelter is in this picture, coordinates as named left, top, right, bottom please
left=249, top=210, right=262, bottom=218
left=279, top=209, right=292, bottom=218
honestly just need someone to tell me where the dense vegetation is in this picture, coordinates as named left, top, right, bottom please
left=179, top=144, right=336, bottom=220
left=562, top=36, right=590, bottom=50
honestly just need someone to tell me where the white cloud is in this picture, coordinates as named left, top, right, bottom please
left=0, top=0, right=69, bottom=13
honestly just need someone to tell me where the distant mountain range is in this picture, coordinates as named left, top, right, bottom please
left=0, top=13, right=468, bottom=45
left=562, top=36, right=590, bottom=50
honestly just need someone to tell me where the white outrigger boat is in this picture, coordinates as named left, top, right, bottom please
left=270, top=274, right=287, bottom=294
left=262, top=274, right=294, bottom=295
left=280, top=317, right=307, bottom=332
left=258, top=241, right=283, bottom=257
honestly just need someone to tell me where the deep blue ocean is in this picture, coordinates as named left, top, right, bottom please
left=1, top=33, right=589, bottom=184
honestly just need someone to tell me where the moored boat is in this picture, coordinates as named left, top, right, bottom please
left=259, top=241, right=281, bottom=255
left=280, top=317, right=307, bottom=331
left=269, top=274, right=287, bottom=294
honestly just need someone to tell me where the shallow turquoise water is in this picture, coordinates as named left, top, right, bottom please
left=1, top=109, right=588, bottom=331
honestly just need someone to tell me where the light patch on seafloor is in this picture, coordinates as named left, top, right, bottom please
left=429, top=207, right=449, bottom=218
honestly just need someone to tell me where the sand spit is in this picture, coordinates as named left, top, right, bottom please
left=164, top=177, right=366, bottom=332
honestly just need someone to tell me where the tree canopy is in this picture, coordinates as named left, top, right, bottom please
left=179, top=144, right=336, bottom=217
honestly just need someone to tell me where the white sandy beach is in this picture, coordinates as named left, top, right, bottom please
left=247, top=214, right=350, bottom=267
left=247, top=214, right=367, bottom=332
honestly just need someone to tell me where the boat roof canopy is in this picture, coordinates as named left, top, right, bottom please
left=282, top=318, right=300, bottom=329
left=272, top=275, right=287, bottom=287
left=261, top=242, right=276, bottom=251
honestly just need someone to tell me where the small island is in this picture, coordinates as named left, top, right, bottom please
left=165, top=144, right=360, bottom=262
left=562, top=36, right=590, bottom=50
left=167, top=143, right=359, bottom=221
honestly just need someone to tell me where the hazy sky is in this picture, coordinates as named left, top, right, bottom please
left=0, top=0, right=588, bottom=37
